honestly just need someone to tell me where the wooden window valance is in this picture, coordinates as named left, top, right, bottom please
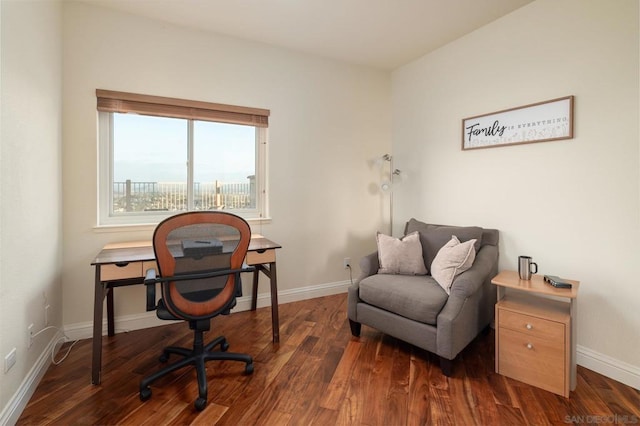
left=96, top=89, right=269, bottom=127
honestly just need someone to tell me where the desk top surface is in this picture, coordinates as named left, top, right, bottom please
left=92, top=235, right=281, bottom=265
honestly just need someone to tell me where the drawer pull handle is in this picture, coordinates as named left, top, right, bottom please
left=526, top=343, right=533, bottom=350
left=526, top=323, right=533, bottom=330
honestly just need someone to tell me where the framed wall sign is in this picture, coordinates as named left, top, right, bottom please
left=462, top=96, right=574, bottom=150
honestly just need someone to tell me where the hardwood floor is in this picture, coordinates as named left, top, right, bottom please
left=18, top=294, right=640, bottom=425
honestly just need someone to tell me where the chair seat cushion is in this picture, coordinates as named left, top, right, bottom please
left=358, top=274, right=448, bottom=325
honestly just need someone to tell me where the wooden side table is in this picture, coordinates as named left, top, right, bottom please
left=491, top=270, right=579, bottom=397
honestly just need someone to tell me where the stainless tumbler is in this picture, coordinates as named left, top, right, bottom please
left=518, top=256, right=538, bottom=280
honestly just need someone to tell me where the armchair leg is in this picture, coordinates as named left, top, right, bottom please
left=439, top=357, right=453, bottom=377
left=482, top=324, right=492, bottom=335
left=349, top=319, right=361, bottom=337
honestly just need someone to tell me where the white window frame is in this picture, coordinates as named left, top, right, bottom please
left=97, top=111, right=269, bottom=227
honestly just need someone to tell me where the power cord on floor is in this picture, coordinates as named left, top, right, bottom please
left=347, top=264, right=353, bottom=286
left=31, top=326, right=80, bottom=365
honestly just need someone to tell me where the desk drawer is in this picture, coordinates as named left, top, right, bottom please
left=499, top=309, right=564, bottom=343
left=101, top=262, right=143, bottom=281
left=142, top=261, right=158, bottom=275
left=246, top=249, right=275, bottom=265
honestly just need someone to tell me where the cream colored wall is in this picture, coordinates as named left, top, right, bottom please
left=392, top=0, right=640, bottom=379
left=61, top=3, right=390, bottom=327
left=0, top=0, right=63, bottom=414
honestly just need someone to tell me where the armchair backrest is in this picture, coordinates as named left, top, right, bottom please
left=404, top=218, right=499, bottom=271
left=152, top=211, right=251, bottom=321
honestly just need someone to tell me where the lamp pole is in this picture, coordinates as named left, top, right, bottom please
left=381, top=154, right=399, bottom=235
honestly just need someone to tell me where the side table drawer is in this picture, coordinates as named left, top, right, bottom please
left=498, top=327, right=566, bottom=395
left=499, top=309, right=565, bottom=342
left=101, top=262, right=143, bottom=281
left=246, top=249, right=275, bottom=265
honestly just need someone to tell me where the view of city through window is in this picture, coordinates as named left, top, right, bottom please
left=112, top=113, right=257, bottom=214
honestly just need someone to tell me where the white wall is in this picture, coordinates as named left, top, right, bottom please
left=0, top=0, right=63, bottom=418
left=392, top=0, right=640, bottom=386
left=62, top=3, right=390, bottom=329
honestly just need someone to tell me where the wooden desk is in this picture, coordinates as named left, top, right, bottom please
left=90, top=235, right=282, bottom=385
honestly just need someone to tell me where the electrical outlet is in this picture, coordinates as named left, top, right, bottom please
left=4, top=348, right=17, bottom=373
left=27, top=324, right=34, bottom=349
left=45, top=305, right=51, bottom=326
left=343, top=257, right=351, bottom=269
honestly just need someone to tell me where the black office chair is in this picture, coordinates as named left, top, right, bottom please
left=139, top=211, right=254, bottom=411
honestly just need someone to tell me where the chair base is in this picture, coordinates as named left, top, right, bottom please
left=140, top=331, right=253, bottom=411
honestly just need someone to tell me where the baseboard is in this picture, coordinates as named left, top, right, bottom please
left=64, top=279, right=352, bottom=341
left=0, top=333, right=61, bottom=426
left=577, top=345, right=640, bottom=390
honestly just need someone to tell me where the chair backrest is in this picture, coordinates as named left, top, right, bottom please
left=152, top=211, right=251, bottom=321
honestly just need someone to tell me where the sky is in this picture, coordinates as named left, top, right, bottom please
left=113, top=113, right=256, bottom=184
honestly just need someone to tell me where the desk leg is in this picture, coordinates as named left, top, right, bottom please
left=107, top=285, right=115, bottom=336
left=251, top=263, right=280, bottom=343
left=268, top=262, right=280, bottom=343
left=92, top=266, right=105, bottom=385
left=251, top=269, right=259, bottom=311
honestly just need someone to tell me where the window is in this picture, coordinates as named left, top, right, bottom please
left=97, top=90, right=269, bottom=226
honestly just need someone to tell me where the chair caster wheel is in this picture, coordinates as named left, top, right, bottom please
left=245, top=363, right=254, bottom=375
left=159, top=353, right=169, bottom=363
left=140, top=387, right=152, bottom=401
left=194, top=397, right=207, bottom=411
left=220, top=341, right=229, bottom=352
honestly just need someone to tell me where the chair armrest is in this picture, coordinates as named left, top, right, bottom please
left=144, top=268, right=158, bottom=311
left=143, top=265, right=255, bottom=312
left=449, top=244, right=499, bottom=299
left=151, top=265, right=255, bottom=284
left=436, top=244, right=498, bottom=358
left=356, top=251, right=379, bottom=283
left=348, top=251, right=378, bottom=320
left=438, top=245, right=498, bottom=322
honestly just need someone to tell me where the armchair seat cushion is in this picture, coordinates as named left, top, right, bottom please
left=359, top=274, right=448, bottom=325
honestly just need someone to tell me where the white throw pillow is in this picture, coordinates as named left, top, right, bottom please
left=376, top=231, right=428, bottom=275
left=430, top=235, right=477, bottom=294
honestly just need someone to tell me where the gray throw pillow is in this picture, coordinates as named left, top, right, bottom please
left=404, top=219, right=483, bottom=271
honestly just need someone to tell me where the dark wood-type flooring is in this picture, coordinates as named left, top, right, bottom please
left=18, top=293, right=640, bottom=425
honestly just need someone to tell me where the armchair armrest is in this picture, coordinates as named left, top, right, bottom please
left=356, top=251, right=379, bottom=283
left=436, top=244, right=499, bottom=359
left=348, top=251, right=379, bottom=321
left=449, top=244, right=499, bottom=299
left=438, top=244, right=498, bottom=323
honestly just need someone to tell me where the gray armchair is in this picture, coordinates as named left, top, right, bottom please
left=347, top=219, right=499, bottom=375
